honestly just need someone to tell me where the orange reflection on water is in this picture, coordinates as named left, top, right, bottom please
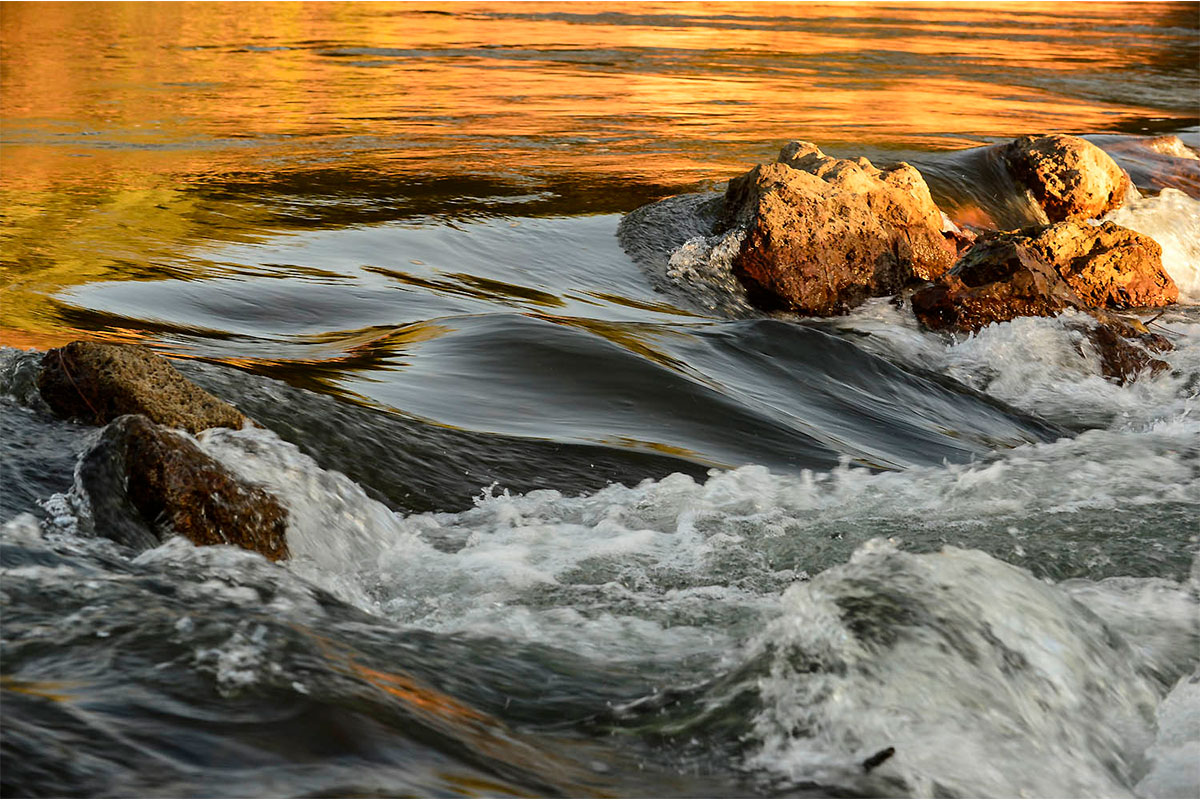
left=1, top=1, right=1194, bottom=346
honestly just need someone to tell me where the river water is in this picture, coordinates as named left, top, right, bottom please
left=2, top=3, right=1198, bottom=797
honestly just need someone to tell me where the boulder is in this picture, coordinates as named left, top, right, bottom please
left=38, top=341, right=245, bottom=434
left=1027, top=221, right=1176, bottom=308
left=79, top=414, right=289, bottom=561
left=910, top=221, right=1175, bottom=383
left=721, top=141, right=957, bottom=315
left=911, top=221, right=1176, bottom=334
left=1003, top=134, right=1131, bottom=222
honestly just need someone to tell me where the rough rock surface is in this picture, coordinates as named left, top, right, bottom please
left=911, top=220, right=1175, bottom=334
left=910, top=220, right=1175, bottom=383
left=38, top=341, right=245, bottom=433
left=1027, top=221, right=1177, bottom=308
left=721, top=141, right=957, bottom=315
left=1003, top=134, right=1131, bottom=222
left=79, top=414, right=289, bottom=561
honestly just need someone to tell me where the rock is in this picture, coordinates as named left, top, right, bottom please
left=911, top=221, right=1176, bottom=333
left=1027, top=221, right=1176, bottom=308
left=79, top=414, right=289, bottom=561
left=910, top=220, right=1175, bottom=383
left=1003, top=134, right=1131, bottom=222
left=1070, top=322, right=1171, bottom=384
left=721, top=141, right=956, bottom=315
left=37, top=341, right=245, bottom=434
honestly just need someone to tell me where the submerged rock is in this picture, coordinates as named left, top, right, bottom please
left=1003, top=134, right=1131, bottom=222
left=79, top=414, right=289, bottom=561
left=37, top=341, right=246, bottom=434
left=720, top=141, right=956, bottom=315
left=1071, top=322, right=1171, bottom=385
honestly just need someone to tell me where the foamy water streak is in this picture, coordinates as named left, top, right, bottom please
left=168, top=365, right=1196, bottom=797
left=732, top=541, right=1190, bottom=798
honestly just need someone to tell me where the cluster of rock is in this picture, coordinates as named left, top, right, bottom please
left=714, top=133, right=1183, bottom=382
left=36, top=341, right=289, bottom=561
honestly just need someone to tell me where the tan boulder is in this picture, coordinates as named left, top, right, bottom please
left=1003, top=134, right=1131, bottom=222
left=910, top=221, right=1175, bottom=383
left=38, top=341, right=245, bottom=434
left=912, top=221, right=1175, bottom=331
left=80, top=414, right=289, bottom=561
left=722, top=142, right=956, bottom=316
left=1027, top=221, right=1177, bottom=308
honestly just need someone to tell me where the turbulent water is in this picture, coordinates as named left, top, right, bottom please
left=2, top=3, right=1200, bottom=798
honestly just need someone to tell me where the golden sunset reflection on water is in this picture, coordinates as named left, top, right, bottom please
left=1, top=1, right=1196, bottom=347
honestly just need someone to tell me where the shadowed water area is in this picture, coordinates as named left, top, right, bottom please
left=2, top=3, right=1199, bottom=798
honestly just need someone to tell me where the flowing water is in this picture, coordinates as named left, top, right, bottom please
left=2, top=3, right=1199, bottom=797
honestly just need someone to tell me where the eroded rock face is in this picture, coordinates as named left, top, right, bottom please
left=721, top=141, right=956, bottom=315
left=910, top=220, right=1175, bottom=383
left=79, top=414, right=289, bottom=561
left=911, top=221, right=1176, bottom=334
left=1003, top=134, right=1131, bottom=222
left=38, top=341, right=245, bottom=434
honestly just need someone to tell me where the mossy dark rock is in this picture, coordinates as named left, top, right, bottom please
left=79, top=414, right=289, bottom=561
left=38, top=341, right=245, bottom=434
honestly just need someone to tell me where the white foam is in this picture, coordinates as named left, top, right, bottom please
left=665, top=229, right=754, bottom=316
left=1136, top=670, right=1200, bottom=798
left=839, top=303, right=1200, bottom=430
left=740, top=541, right=1174, bottom=797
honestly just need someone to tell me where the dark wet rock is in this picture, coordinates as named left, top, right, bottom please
left=1069, top=322, right=1171, bottom=384
left=37, top=341, right=246, bottom=434
left=79, top=414, right=289, bottom=560
left=911, top=220, right=1177, bottom=334
left=943, top=226, right=978, bottom=258
left=1003, top=134, right=1132, bottom=222
left=720, top=141, right=956, bottom=315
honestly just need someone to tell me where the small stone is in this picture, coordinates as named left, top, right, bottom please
left=37, top=341, right=245, bottom=434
